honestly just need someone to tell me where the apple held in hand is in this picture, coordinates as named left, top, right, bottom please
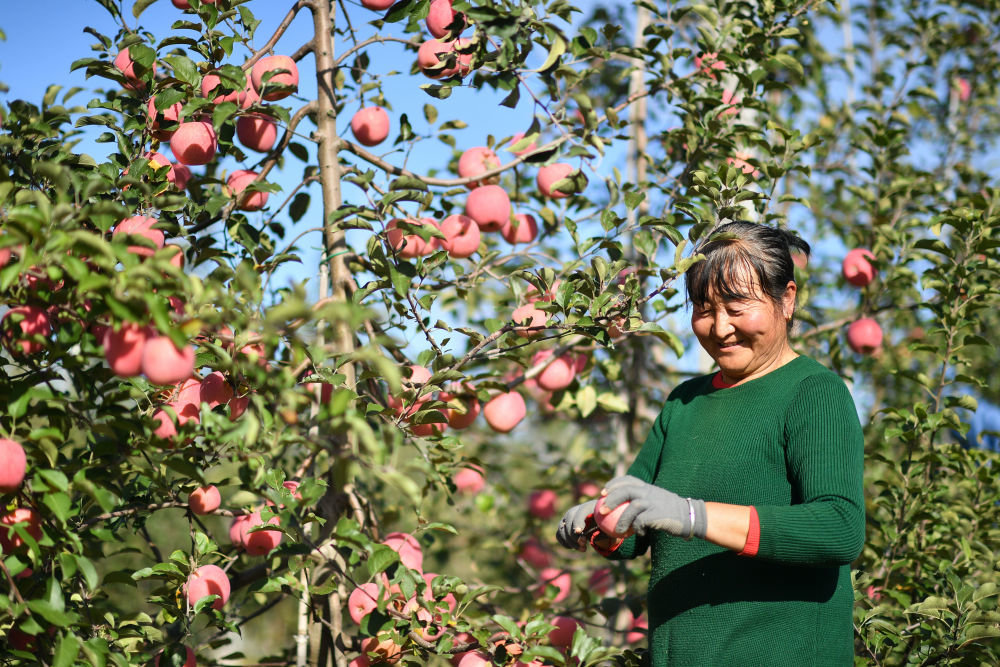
left=842, top=248, right=876, bottom=287
left=251, top=55, right=299, bottom=101
left=186, top=563, right=230, bottom=610
left=847, top=317, right=883, bottom=355
left=483, top=390, right=526, bottom=433
left=0, top=439, right=27, bottom=493
left=350, top=106, right=390, bottom=147
left=595, top=495, right=635, bottom=538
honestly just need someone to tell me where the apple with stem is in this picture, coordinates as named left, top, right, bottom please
left=842, top=248, right=876, bottom=287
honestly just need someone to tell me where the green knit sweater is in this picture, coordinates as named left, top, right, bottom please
left=608, top=355, right=865, bottom=666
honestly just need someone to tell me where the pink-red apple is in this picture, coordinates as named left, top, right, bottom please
left=348, top=582, right=381, bottom=624
left=188, top=486, right=221, bottom=515
left=465, top=185, right=511, bottom=231
left=519, top=537, right=552, bottom=569
left=171, top=121, right=217, bottom=166
left=226, top=170, right=269, bottom=211
left=501, top=213, right=538, bottom=244
left=537, top=568, right=571, bottom=603
left=243, top=509, right=282, bottom=556
left=251, top=55, right=299, bottom=101
left=113, top=47, right=152, bottom=91
left=201, top=71, right=258, bottom=108
left=361, top=0, right=395, bottom=10
left=547, top=615, right=580, bottom=647
left=0, top=439, right=26, bottom=493
left=536, top=163, right=575, bottom=199
left=147, top=96, right=183, bottom=141
left=383, top=531, right=423, bottom=571
left=350, top=107, right=390, bottom=147
left=528, top=489, right=558, bottom=519
left=694, top=51, right=726, bottom=79
left=842, top=248, right=876, bottom=287
left=847, top=318, right=883, bottom=355
left=385, top=218, right=438, bottom=259
left=102, top=321, right=150, bottom=377
left=531, top=349, right=577, bottom=391
left=452, top=465, right=485, bottom=494
left=440, top=383, right=480, bottom=429
left=595, top=496, right=635, bottom=538
left=142, top=335, right=195, bottom=385
left=457, top=146, right=500, bottom=188
left=236, top=113, right=278, bottom=152
left=417, top=39, right=471, bottom=79
left=588, top=567, right=612, bottom=595
left=113, top=215, right=165, bottom=258
left=508, top=132, right=539, bottom=156
left=437, top=214, right=480, bottom=258
left=427, top=0, right=464, bottom=38
left=359, top=635, right=402, bottom=664
left=186, top=563, right=230, bottom=610
left=511, top=303, right=547, bottom=337
left=0, top=508, right=42, bottom=551
left=626, top=611, right=648, bottom=644
left=483, top=391, right=526, bottom=433
left=2, top=306, right=51, bottom=356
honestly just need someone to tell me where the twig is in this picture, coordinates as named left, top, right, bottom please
left=241, top=0, right=314, bottom=71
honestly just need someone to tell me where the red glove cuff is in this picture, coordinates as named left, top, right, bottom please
left=737, top=506, right=760, bottom=557
left=584, top=513, right=625, bottom=556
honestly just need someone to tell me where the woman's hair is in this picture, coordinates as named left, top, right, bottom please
left=685, top=222, right=810, bottom=318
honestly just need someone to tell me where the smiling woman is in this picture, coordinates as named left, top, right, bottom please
left=556, top=222, right=866, bottom=666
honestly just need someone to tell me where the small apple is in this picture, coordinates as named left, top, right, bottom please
left=847, top=318, right=883, bottom=355
left=113, top=46, right=153, bottom=91
left=694, top=51, right=726, bottom=79
left=483, top=391, right=526, bottom=433
left=385, top=218, right=438, bottom=259
left=361, top=0, right=395, bottom=10
left=536, top=163, right=575, bottom=199
left=186, top=563, right=230, bottom=610
left=511, top=303, right=547, bottom=337
left=452, top=465, right=485, bottom=494
left=141, top=335, right=196, bottom=385
left=501, top=213, right=538, bottom=244
left=236, top=113, right=278, bottom=152
left=726, top=151, right=760, bottom=178
left=720, top=89, right=741, bottom=117
left=348, top=582, right=381, bottom=624
left=547, top=615, right=580, bottom=647
left=188, top=485, right=221, bottom=515
left=427, top=0, right=464, bottom=38
left=113, top=215, right=165, bottom=258
left=243, top=509, right=282, bottom=556
left=383, top=531, right=423, bottom=571
left=457, top=146, right=501, bottom=189
left=518, top=537, right=552, bottom=569
left=171, top=121, right=217, bottom=166
left=2, top=305, right=51, bottom=356
left=527, top=489, right=558, bottom=519
left=507, top=131, right=538, bottom=156
left=359, top=635, right=402, bottom=665
left=0, top=439, right=27, bottom=493
left=147, top=96, right=183, bottom=141
left=226, top=170, right=269, bottom=211
left=440, top=383, right=480, bottom=429
left=251, top=55, right=299, bottom=101
left=200, top=371, right=234, bottom=408
left=465, top=184, right=511, bottom=231
left=201, top=71, right=258, bottom=108
left=350, top=106, right=391, bottom=147
left=437, top=214, right=481, bottom=259
left=842, top=248, right=876, bottom=287
left=0, top=507, right=42, bottom=551
left=102, top=321, right=150, bottom=377
left=595, top=495, right=634, bottom=538
left=531, top=349, right=577, bottom=391
left=536, top=568, right=571, bottom=603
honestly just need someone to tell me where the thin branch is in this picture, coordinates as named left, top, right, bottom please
left=333, top=36, right=420, bottom=69
left=242, top=0, right=314, bottom=71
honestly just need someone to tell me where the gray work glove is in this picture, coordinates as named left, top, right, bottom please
left=601, top=475, right=707, bottom=540
left=555, top=499, right=597, bottom=551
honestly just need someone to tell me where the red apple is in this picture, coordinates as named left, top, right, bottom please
left=595, top=495, right=634, bottom=538
left=0, top=507, right=42, bottom=551
left=847, top=318, right=883, bottom=355
left=385, top=218, right=438, bottom=259
left=243, top=509, right=282, bottom=556
left=483, top=391, right=526, bottom=433
left=113, top=47, right=152, bottom=91
left=0, top=439, right=26, bottom=493
left=113, top=215, right=165, bottom=258
left=457, top=146, right=501, bottom=189
left=536, top=163, right=575, bottom=199
left=519, top=537, right=552, bottom=569
left=437, top=214, right=480, bottom=258
left=251, top=55, right=299, bottom=101
left=547, top=615, right=580, bottom=647
left=147, top=96, right=183, bottom=141
left=465, top=185, right=511, bottom=231
left=383, top=531, right=423, bottom=571
left=694, top=51, right=726, bottom=79
left=152, top=408, right=178, bottom=440
left=350, top=107, right=390, bottom=147
left=188, top=485, right=221, bottom=515
left=531, top=349, right=577, bottom=391
left=720, top=89, right=741, bottom=117
left=229, top=514, right=250, bottom=548
left=186, top=563, right=230, bottom=610
left=842, top=248, right=876, bottom=287
left=102, top=321, right=150, bottom=377
left=427, top=0, right=464, bottom=38
left=528, top=489, right=558, bottom=519
left=236, top=113, right=278, bottom=152
left=201, top=71, right=258, bottom=108
left=359, top=635, right=402, bottom=664
left=348, top=582, right=381, bottom=624
left=171, top=121, right=217, bottom=166
left=154, top=646, right=196, bottom=667
left=361, top=0, right=395, bottom=10
left=511, top=303, right=547, bottom=337
left=501, top=213, right=538, bottom=244
left=417, top=39, right=471, bottom=79
left=226, top=170, right=269, bottom=211
left=2, top=306, right=51, bottom=356
left=170, top=163, right=192, bottom=190
left=726, top=151, right=760, bottom=178
left=536, top=568, right=571, bottom=603
left=229, top=395, right=250, bottom=420
left=141, top=335, right=195, bottom=385
left=440, top=383, right=480, bottom=429
left=452, top=465, right=485, bottom=494
left=200, top=371, right=234, bottom=408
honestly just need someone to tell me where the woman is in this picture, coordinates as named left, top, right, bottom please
left=556, top=222, right=865, bottom=665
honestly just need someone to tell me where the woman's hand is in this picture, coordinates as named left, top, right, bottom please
left=602, top=475, right=707, bottom=540
left=555, top=499, right=597, bottom=551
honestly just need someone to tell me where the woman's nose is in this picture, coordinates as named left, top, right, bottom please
left=713, top=311, right=734, bottom=336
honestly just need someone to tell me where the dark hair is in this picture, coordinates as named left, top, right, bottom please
left=685, top=222, right=810, bottom=323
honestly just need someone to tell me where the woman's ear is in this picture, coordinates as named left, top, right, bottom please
left=782, top=281, right=797, bottom=320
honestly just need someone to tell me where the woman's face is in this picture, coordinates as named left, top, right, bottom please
left=691, top=277, right=797, bottom=385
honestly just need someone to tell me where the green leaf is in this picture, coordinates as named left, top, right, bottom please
left=539, top=35, right=567, bottom=72
left=367, top=544, right=400, bottom=574
left=577, top=385, right=597, bottom=418
left=163, top=55, right=199, bottom=87
left=53, top=634, right=81, bottom=667
left=132, top=0, right=158, bottom=19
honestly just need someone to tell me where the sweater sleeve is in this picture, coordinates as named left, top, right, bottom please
left=754, top=373, right=866, bottom=566
left=602, top=399, right=674, bottom=561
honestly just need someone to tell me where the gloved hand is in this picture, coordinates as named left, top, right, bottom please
left=600, top=475, right=707, bottom=540
left=555, top=498, right=597, bottom=551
